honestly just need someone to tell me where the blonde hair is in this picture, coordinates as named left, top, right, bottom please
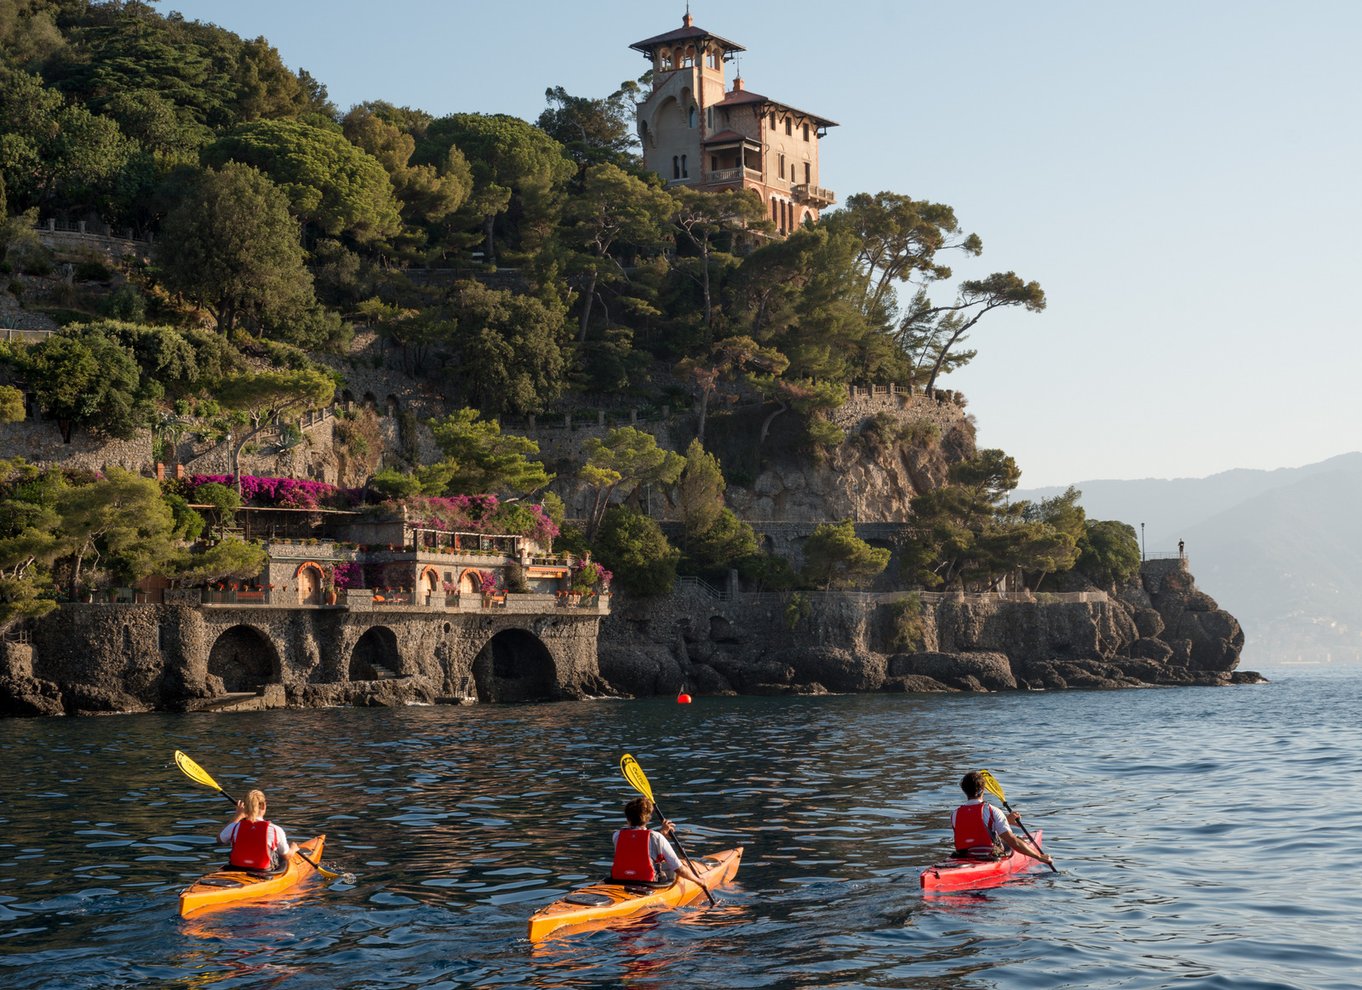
left=244, top=789, right=267, bottom=818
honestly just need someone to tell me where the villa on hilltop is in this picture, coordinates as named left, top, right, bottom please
left=630, top=12, right=837, bottom=234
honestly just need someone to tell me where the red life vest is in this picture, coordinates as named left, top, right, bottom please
left=229, top=819, right=275, bottom=870
left=611, top=828, right=656, bottom=882
left=953, top=802, right=997, bottom=854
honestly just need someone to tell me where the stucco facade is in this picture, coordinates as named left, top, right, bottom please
left=631, top=14, right=836, bottom=232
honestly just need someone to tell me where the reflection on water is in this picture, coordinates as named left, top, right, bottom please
left=0, top=677, right=1359, bottom=989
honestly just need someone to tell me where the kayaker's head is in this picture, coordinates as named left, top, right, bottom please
left=961, top=771, right=986, bottom=800
left=624, top=796, right=654, bottom=827
left=243, top=789, right=268, bottom=820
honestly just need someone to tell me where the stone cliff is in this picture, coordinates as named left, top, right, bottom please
left=597, top=558, right=1259, bottom=697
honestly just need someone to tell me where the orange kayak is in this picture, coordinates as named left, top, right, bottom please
left=178, top=835, right=326, bottom=917
left=527, top=847, right=742, bottom=941
left=919, top=829, right=1043, bottom=892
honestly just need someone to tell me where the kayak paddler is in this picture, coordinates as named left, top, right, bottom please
left=219, top=788, right=299, bottom=871
left=952, top=770, right=1053, bottom=867
left=609, top=796, right=706, bottom=887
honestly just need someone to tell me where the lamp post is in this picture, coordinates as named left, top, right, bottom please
left=1140, top=522, right=1146, bottom=561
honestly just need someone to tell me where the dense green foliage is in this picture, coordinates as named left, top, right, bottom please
left=0, top=1, right=1086, bottom=602
left=593, top=507, right=678, bottom=597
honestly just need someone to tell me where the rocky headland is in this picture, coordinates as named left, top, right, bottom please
left=598, top=558, right=1259, bottom=697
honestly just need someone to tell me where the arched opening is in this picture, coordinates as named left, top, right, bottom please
left=208, top=625, right=280, bottom=693
left=296, top=562, right=324, bottom=605
left=349, top=626, right=401, bottom=681
left=458, top=568, right=483, bottom=594
left=472, top=629, right=558, bottom=703
left=419, top=565, right=440, bottom=605
left=385, top=394, right=400, bottom=417
left=682, top=45, right=695, bottom=67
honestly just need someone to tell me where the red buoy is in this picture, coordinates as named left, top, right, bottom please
left=676, top=692, right=692, bottom=704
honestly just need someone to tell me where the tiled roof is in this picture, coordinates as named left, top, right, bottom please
left=630, top=21, right=745, bottom=56
left=701, top=129, right=758, bottom=145
left=715, top=88, right=839, bottom=129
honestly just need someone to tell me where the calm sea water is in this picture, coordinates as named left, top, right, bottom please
left=0, top=670, right=1357, bottom=990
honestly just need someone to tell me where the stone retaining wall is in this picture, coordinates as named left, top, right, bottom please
left=3, top=602, right=610, bottom=716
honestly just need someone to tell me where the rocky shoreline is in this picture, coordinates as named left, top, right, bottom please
left=1, top=558, right=1259, bottom=718
left=598, top=558, right=1261, bottom=697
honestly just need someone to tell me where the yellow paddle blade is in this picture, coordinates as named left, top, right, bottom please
left=174, top=750, right=223, bottom=793
left=980, top=769, right=1007, bottom=803
left=620, top=753, right=654, bottom=801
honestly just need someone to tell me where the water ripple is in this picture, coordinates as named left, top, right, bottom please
left=0, top=678, right=1358, bottom=988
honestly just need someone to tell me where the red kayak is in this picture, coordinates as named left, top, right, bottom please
left=919, top=829, right=1044, bottom=892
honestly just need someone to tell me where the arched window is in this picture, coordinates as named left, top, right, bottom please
left=682, top=46, right=695, bottom=68
left=681, top=154, right=688, bottom=178
left=672, top=156, right=680, bottom=180
left=771, top=197, right=779, bottom=223
left=804, top=161, right=812, bottom=183
left=779, top=152, right=786, bottom=177
left=706, top=50, right=719, bottom=69
left=688, top=104, right=697, bottom=128
left=660, top=50, right=674, bottom=70
left=640, top=120, right=649, bottom=145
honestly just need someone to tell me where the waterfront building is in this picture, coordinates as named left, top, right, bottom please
left=629, top=12, right=837, bottom=234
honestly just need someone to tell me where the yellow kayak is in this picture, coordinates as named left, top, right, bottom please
left=527, top=846, right=742, bottom=941
left=178, top=835, right=326, bottom=917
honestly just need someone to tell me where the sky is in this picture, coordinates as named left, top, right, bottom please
left=160, top=0, right=1362, bottom=488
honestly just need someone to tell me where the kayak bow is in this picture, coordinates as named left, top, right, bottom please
left=178, top=835, right=326, bottom=917
left=919, top=829, right=1044, bottom=893
left=527, top=846, right=741, bottom=941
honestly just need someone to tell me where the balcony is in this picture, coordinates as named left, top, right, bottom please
left=703, top=166, right=763, bottom=188
left=792, top=183, right=836, bottom=208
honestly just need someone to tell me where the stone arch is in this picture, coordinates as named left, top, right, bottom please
left=349, top=625, right=401, bottom=681
left=458, top=568, right=484, bottom=594
left=655, top=95, right=683, bottom=134
left=471, top=628, right=558, bottom=703
left=418, top=565, right=441, bottom=605
left=295, top=562, right=324, bottom=605
left=208, top=625, right=280, bottom=693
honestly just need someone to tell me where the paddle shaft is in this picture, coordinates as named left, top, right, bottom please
left=999, top=798, right=1058, bottom=872
left=650, top=801, right=715, bottom=906
left=208, top=785, right=331, bottom=877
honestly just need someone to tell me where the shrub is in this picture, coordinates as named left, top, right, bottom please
left=594, top=507, right=676, bottom=597
left=884, top=594, right=926, bottom=652
left=74, top=259, right=113, bottom=283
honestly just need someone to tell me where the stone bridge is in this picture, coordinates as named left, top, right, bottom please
left=24, top=600, right=610, bottom=714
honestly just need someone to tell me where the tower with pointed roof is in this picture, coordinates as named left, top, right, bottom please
left=629, top=12, right=836, bottom=234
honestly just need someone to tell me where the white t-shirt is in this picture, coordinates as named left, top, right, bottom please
left=612, top=828, right=682, bottom=873
left=219, top=819, right=290, bottom=863
left=951, top=799, right=1012, bottom=841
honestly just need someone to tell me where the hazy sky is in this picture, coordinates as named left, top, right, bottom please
left=162, top=0, right=1362, bottom=488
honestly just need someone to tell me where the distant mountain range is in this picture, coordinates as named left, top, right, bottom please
left=1015, top=453, right=1362, bottom=667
